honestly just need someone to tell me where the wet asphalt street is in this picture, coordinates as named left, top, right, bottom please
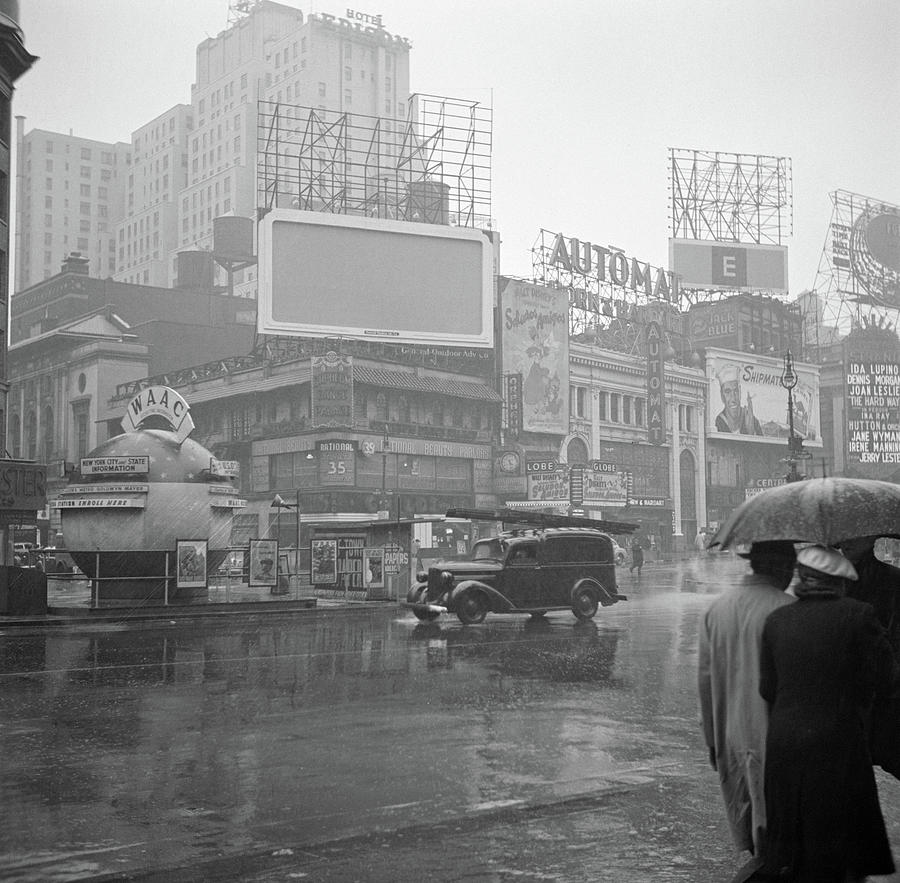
left=3, top=554, right=900, bottom=882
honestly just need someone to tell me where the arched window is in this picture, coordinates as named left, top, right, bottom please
left=566, top=436, right=589, bottom=465
left=25, top=411, right=36, bottom=460
left=43, top=406, right=54, bottom=461
left=9, top=414, right=20, bottom=458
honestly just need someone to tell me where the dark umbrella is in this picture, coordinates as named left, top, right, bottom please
left=709, top=477, right=900, bottom=550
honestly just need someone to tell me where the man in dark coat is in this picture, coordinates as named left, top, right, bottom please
left=628, top=538, right=644, bottom=576
left=757, top=544, right=896, bottom=882
left=838, top=535, right=900, bottom=654
left=839, top=535, right=900, bottom=778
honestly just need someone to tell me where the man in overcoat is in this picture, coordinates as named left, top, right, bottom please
left=838, top=535, right=900, bottom=654
left=698, top=540, right=796, bottom=859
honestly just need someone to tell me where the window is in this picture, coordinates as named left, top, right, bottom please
left=344, top=66, right=352, bottom=80
left=623, top=395, right=632, bottom=425
left=44, top=195, right=52, bottom=209
left=74, top=404, right=90, bottom=460
left=376, top=393, right=388, bottom=422
left=318, top=82, right=326, bottom=97
left=80, top=184, right=91, bottom=196
left=80, top=202, right=90, bottom=215
left=81, top=147, right=92, bottom=160
left=233, top=136, right=240, bottom=153
left=98, top=186, right=108, bottom=200
left=598, top=392, right=607, bottom=421
left=635, top=398, right=644, bottom=426
left=46, top=140, right=54, bottom=153
left=45, top=159, right=53, bottom=172
left=344, top=89, right=352, bottom=105
left=240, top=73, right=248, bottom=89
left=610, top=394, right=620, bottom=423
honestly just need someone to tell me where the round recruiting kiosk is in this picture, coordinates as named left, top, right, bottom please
left=58, top=386, right=243, bottom=607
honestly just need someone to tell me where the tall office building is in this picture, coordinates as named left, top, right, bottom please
left=175, top=1, right=411, bottom=292
left=114, top=104, right=193, bottom=286
left=1, top=0, right=36, bottom=464
left=14, top=0, right=412, bottom=295
left=14, top=126, right=129, bottom=289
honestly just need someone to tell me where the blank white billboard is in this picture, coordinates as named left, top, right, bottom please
left=670, top=238, right=788, bottom=292
left=258, top=210, right=493, bottom=347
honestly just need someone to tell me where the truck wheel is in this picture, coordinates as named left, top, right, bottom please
left=456, top=590, right=488, bottom=625
left=572, top=585, right=599, bottom=621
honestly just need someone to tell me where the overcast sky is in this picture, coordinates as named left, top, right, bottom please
left=14, top=0, right=900, bottom=296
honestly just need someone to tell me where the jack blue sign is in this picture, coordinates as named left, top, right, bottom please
left=646, top=321, right=666, bottom=444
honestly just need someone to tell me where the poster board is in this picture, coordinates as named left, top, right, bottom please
left=176, top=539, right=208, bottom=589
left=248, top=538, right=279, bottom=587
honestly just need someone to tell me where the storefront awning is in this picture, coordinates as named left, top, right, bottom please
left=353, top=367, right=502, bottom=402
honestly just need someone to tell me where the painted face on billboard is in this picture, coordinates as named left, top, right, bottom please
left=720, top=378, right=742, bottom=419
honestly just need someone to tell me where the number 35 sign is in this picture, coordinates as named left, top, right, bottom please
left=317, top=440, right=356, bottom=485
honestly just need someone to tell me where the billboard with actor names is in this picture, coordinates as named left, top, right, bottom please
left=846, top=359, right=900, bottom=466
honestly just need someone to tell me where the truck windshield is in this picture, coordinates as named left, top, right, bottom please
left=471, top=539, right=503, bottom=560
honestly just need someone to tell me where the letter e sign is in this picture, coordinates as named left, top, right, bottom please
left=711, top=246, right=747, bottom=288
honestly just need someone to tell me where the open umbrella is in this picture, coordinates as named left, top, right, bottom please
left=709, top=477, right=900, bottom=550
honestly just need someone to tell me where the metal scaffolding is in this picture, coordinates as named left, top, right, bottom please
left=668, top=148, right=792, bottom=246
left=806, top=189, right=900, bottom=356
left=258, top=94, right=492, bottom=228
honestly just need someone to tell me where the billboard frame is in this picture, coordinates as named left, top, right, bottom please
left=258, top=209, right=494, bottom=348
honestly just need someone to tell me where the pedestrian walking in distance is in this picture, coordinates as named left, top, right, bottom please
left=756, top=544, right=896, bottom=883
left=628, top=538, right=644, bottom=576
left=698, top=540, right=796, bottom=865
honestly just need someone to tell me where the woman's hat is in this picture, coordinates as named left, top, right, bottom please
left=796, top=544, right=857, bottom=580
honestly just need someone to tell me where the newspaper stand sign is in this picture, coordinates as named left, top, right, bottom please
left=384, top=545, right=409, bottom=575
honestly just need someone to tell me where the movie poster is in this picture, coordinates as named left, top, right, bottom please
left=705, top=347, right=821, bottom=445
left=500, top=278, right=569, bottom=434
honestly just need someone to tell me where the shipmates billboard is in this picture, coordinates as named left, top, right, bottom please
left=705, top=347, right=821, bottom=446
left=258, top=210, right=494, bottom=348
left=670, top=239, right=788, bottom=293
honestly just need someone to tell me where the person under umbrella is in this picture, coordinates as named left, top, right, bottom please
left=698, top=540, right=797, bottom=867
left=837, top=535, right=900, bottom=654
left=755, top=544, right=896, bottom=883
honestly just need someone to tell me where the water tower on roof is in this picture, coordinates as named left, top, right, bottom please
left=212, top=216, right=257, bottom=296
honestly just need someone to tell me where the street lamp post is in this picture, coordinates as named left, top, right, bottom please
left=780, top=351, right=804, bottom=483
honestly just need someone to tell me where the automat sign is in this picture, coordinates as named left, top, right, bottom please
left=547, top=232, right=679, bottom=303
left=646, top=321, right=666, bottom=445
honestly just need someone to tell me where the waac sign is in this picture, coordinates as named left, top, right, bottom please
left=549, top=233, right=679, bottom=303
left=123, top=386, right=195, bottom=444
